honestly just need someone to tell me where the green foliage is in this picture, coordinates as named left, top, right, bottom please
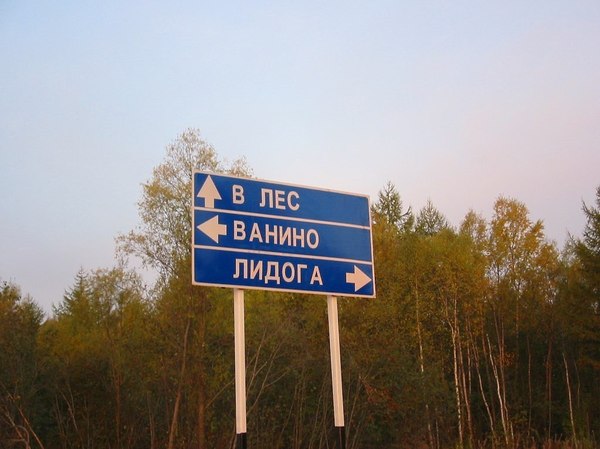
left=1, top=132, right=598, bottom=449
left=416, top=199, right=451, bottom=236
left=0, top=280, right=45, bottom=447
left=575, top=186, right=600, bottom=308
left=115, top=129, right=253, bottom=449
left=37, top=267, right=150, bottom=449
left=116, top=128, right=251, bottom=285
left=372, top=181, right=414, bottom=232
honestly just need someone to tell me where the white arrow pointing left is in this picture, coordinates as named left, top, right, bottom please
left=346, top=265, right=371, bottom=292
left=198, top=215, right=227, bottom=243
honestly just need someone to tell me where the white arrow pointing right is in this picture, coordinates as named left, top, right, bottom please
left=346, top=266, right=371, bottom=292
left=198, top=215, right=227, bottom=243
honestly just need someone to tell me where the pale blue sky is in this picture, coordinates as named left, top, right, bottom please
left=1, top=1, right=599, bottom=312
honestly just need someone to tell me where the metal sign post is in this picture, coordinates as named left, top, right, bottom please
left=234, top=289, right=247, bottom=449
left=327, top=295, right=346, bottom=449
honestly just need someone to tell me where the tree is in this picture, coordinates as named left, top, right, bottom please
left=117, top=128, right=251, bottom=449
left=482, top=197, right=559, bottom=446
left=415, top=199, right=450, bottom=236
left=117, top=128, right=251, bottom=286
left=371, top=181, right=413, bottom=232
left=0, top=280, right=45, bottom=448
left=575, top=186, right=600, bottom=309
left=558, top=185, right=600, bottom=442
left=40, top=267, right=149, bottom=449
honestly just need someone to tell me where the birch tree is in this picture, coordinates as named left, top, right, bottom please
left=117, top=128, right=250, bottom=449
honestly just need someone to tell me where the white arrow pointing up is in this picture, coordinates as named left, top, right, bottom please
left=197, top=175, right=222, bottom=208
left=198, top=215, right=227, bottom=243
left=346, top=266, right=371, bottom=292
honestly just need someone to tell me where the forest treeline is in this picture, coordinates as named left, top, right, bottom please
left=1, top=130, right=599, bottom=449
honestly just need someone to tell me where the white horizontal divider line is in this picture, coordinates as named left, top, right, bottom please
left=193, top=206, right=371, bottom=230
left=193, top=244, right=373, bottom=266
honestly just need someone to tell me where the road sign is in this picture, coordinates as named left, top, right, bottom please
left=192, top=172, right=375, bottom=297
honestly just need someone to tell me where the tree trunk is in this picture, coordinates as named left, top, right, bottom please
left=527, top=336, right=532, bottom=443
left=493, top=313, right=513, bottom=447
left=196, top=287, right=208, bottom=449
left=487, top=332, right=510, bottom=448
left=197, top=367, right=207, bottom=449
left=473, top=335, right=496, bottom=442
left=167, top=318, right=191, bottom=449
left=546, top=338, right=553, bottom=440
left=563, top=350, right=577, bottom=448
left=445, top=293, right=464, bottom=448
left=415, top=281, right=434, bottom=448
left=114, top=367, right=122, bottom=449
left=460, top=339, right=474, bottom=448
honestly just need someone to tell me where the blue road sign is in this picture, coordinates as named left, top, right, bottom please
left=192, top=172, right=375, bottom=297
